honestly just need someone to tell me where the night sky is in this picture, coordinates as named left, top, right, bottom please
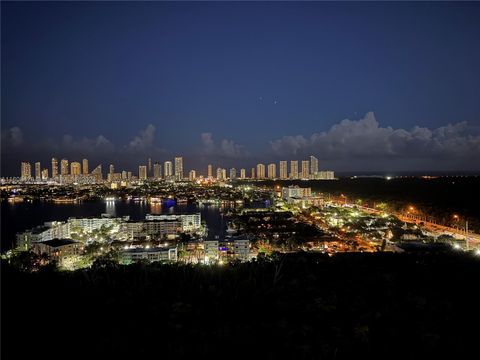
left=2, top=1, right=480, bottom=176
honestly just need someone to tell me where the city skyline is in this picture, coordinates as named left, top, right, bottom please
left=2, top=2, right=480, bottom=176
left=16, top=155, right=333, bottom=181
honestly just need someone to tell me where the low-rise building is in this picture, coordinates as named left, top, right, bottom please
left=32, top=239, right=82, bottom=259
left=122, top=247, right=178, bottom=263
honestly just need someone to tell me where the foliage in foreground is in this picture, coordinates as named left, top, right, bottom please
left=2, top=251, right=480, bottom=360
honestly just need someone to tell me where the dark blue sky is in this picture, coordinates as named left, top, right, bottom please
left=2, top=1, right=480, bottom=175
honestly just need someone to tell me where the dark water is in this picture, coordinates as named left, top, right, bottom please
left=1, top=200, right=229, bottom=251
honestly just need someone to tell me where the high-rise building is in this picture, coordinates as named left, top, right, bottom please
left=289, top=161, right=298, bottom=179
left=164, top=161, right=173, bottom=178
left=109, top=164, right=114, bottom=174
left=310, top=156, right=318, bottom=176
left=267, top=163, right=276, bottom=179
left=153, top=162, right=162, bottom=179
left=41, top=169, right=49, bottom=180
left=35, top=162, right=41, bottom=180
left=92, top=164, right=103, bottom=181
left=207, top=164, right=213, bottom=179
left=251, top=167, right=255, bottom=179
left=51, top=158, right=58, bottom=178
left=148, top=158, right=152, bottom=175
left=279, top=161, right=288, bottom=179
left=21, top=162, right=32, bottom=180
left=189, top=170, right=196, bottom=181
left=122, top=170, right=127, bottom=180
left=256, top=164, right=265, bottom=179
left=71, top=162, right=81, bottom=176
left=127, top=171, right=132, bottom=180
left=229, top=168, right=237, bottom=180
left=139, top=165, right=147, bottom=180
left=240, top=168, right=246, bottom=179
left=82, top=159, right=89, bottom=175
left=216, top=168, right=226, bottom=181
left=60, top=159, right=69, bottom=175
left=174, top=157, right=183, bottom=180
left=301, top=160, right=309, bottom=179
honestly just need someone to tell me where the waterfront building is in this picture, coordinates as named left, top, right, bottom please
left=109, top=164, right=115, bottom=174
left=51, top=158, right=59, bottom=177
left=234, top=238, right=250, bottom=261
left=256, top=164, right=265, bottom=179
left=82, top=159, right=89, bottom=175
left=122, top=247, right=177, bottom=263
left=145, top=213, right=201, bottom=232
left=251, top=167, right=255, bottom=179
left=21, top=162, right=32, bottom=180
left=139, top=165, right=147, bottom=180
left=41, top=169, right=49, bottom=180
left=148, top=157, right=152, bottom=175
left=153, top=162, right=162, bottom=179
left=32, top=239, right=82, bottom=260
left=61, top=159, right=69, bottom=175
left=318, top=171, right=335, bottom=180
left=204, top=240, right=219, bottom=264
left=71, top=162, right=81, bottom=176
left=34, top=162, right=41, bottom=180
left=92, top=164, right=103, bottom=181
left=174, top=156, right=183, bottom=180
left=216, top=168, right=226, bottom=181
left=229, top=168, right=237, bottom=180
left=279, top=160, right=288, bottom=179
left=267, top=163, right=276, bottom=179
left=164, top=161, right=173, bottom=178
left=289, top=160, right=298, bottom=179
left=189, top=170, right=196, bottom=181
left=310, top=156, right=318, bottom=176
left=240, top=168, right=246, bottom=179
left=207, top=164, right=213, bottom=179
left=281, top=185, right=312, bottom=201
left=301, top=160, right=309, bottom=179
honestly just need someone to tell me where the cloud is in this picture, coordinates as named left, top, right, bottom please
left=270, top=112, right=480, bottom=168
left=200, top=133, right=247, bottom=159
left=1, top=126, right=24, bottom=147
left=61, top=134, right=115, bottom=154
left=127, top=124, right=157, bottom=152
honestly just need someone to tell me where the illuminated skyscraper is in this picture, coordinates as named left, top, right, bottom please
left=310, top=156, right=318, bottom=176
left=256, top=164, right=265, bottom=179
left=216, top=168, right=226, bottom=180
left=51, top=158, right=58, bottom=177
left=21, top=162, right=32, bottom=180
left=41, top=169, right=49, bottom=180
left=251, top=167, right=255, bottom=179
left=164, top=161, right=173, bottom=178
left=289, top=161, right=298, bottom=179
left=109, top=164, right=114, bottom=174
left=279, top=161, right=288, bottom=179
left=207, top=164, right=213, bottom=179
left=82, top=159, right=89, bottom=175
left=139, top=165, right=147, bottom=180
left=92, top=164, right=103, bottom=180
left=240, top=168, right=246, bottom=179
left=175, top=156, right=183, bottom=180
left=122, top=170, right=127, bottom=180
left=301, top=160, right=309, bottom=179
left=229, top=168, right=237, bottom=180
left=61, top=159, right=69, bottom=175
left=35, top=162, right=41, bottom=180
left=71, top=162, right=81, bottom=175
left=148, top=158, right=152, bottom=175
left=189, top=170, right=196, bottom=181
left=267, top=163, right=276, bottom=179
left=153, top=162, right=162, bottom=179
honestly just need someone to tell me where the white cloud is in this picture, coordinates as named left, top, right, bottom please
left=200, top=133, right=247, bottom=158
left=128, top=124, right=156, bottom=152
left=270, top=112, right=480, bottom=164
